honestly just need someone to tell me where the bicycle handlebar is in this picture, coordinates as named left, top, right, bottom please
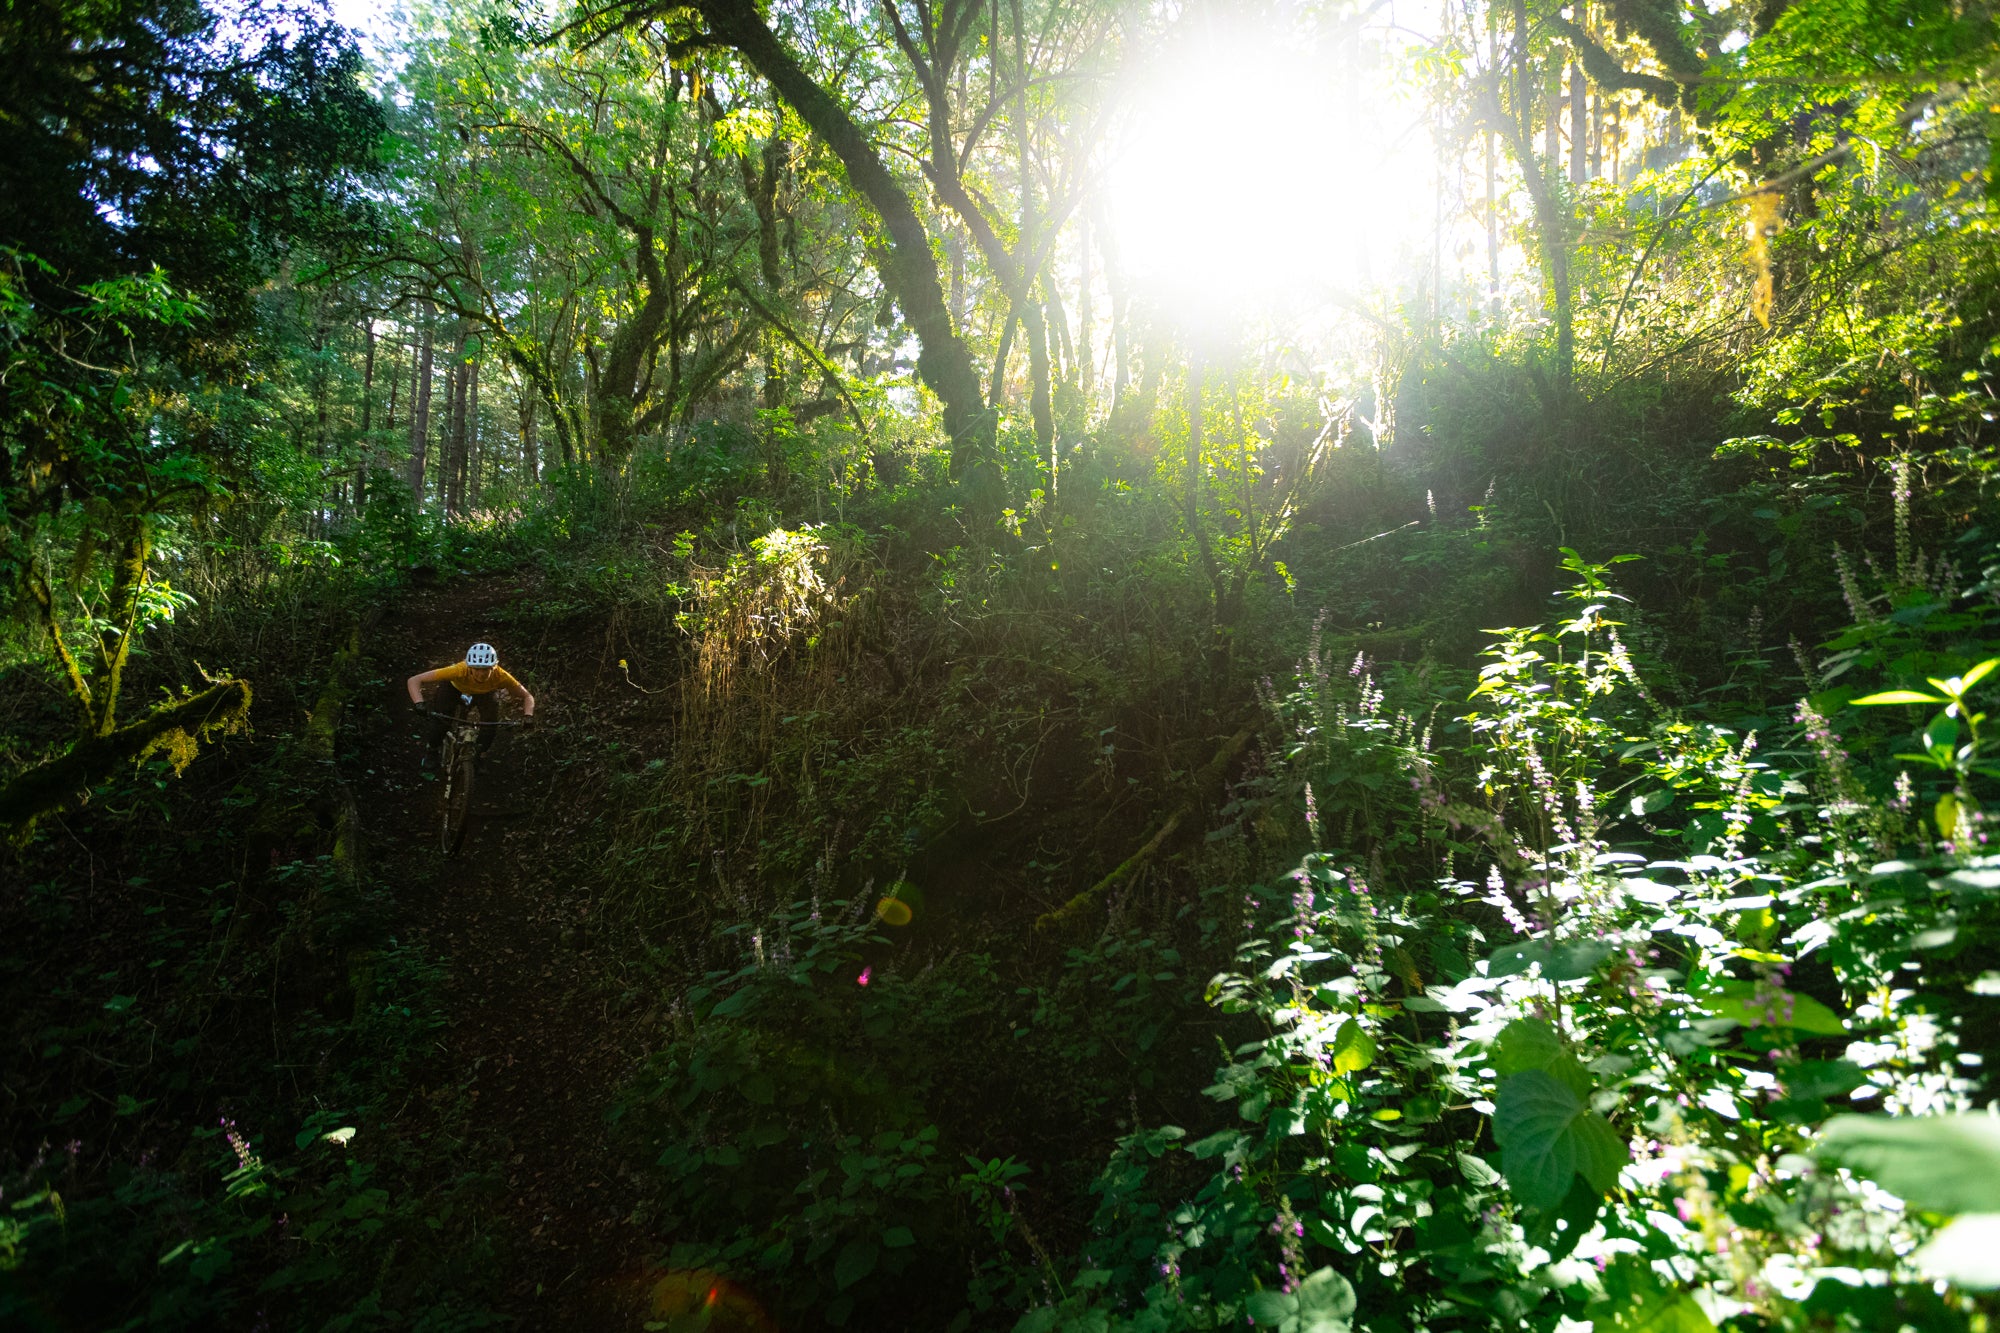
left=424, top=712, right=529, bottom=727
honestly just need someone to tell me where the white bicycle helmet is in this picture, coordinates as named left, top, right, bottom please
left=466, top=642, right=498, bottom=667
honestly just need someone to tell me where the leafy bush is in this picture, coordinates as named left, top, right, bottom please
left=1026, top=557, right=2000, bottom=1331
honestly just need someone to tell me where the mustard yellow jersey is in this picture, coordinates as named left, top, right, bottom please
left=434, top=661, right=524, bottom=696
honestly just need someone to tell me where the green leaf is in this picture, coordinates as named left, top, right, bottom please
left=1492, top=1069, right=1628, bottom=1209
left=1545, top=940, right=1616, bottom=981
left=1937, top=793, right=1965, bottom=839
left=1817, top=1114, right=2000, bottom=1212
left=1915, top=1213, right=2000, bottom=1288
left=1593, top=1290, right=1718, bottom=1333
left=1487, top=940, right=1547, bottom=978
left=1961, top=659, right=1998, bottom=691
left=834, top=1237, right=879, bottom=1290
left=1493, top=1018, right=1565, bottom=1076
left=1785, top=1059, right=1868, bottom=1101
left=1485, top=940, right=1611, bottom=982
left=1457, top=1151, right=1502, bottom=1187
left=1245, top=1289, right=1297, bottom=1325
left=1293, top=1265, right=1357, bottom=1329
left=1491, top=1018, right=1591, bottom=1095
left=1630, top=787, right=1675, bottom=815
left=881, top=1226, right=916, bottom=1249
left=1852, top=690, right=1947, bottom=705
left=1330, top=1019, right=1377, bottom=1075
left=1697, top=979, right=1846, bottom=1035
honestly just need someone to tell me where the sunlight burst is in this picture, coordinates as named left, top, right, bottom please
left=1104, top=23, right=1432, bottom=329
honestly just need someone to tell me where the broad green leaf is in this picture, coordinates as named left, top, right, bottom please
left=1293, top=1265, right=1356, bottom=1331
left=1246, top=1288, right=1296, bottom=1325
left=1491, top=1018, right=1591, bottom=1096
left=1545, top=940, right=1616, bottom=981
left=1486, top=939, right=1611, bottom=982
left=1631, top=787, right=1675, bottom=815
left=1493, top=1018, right=1564, bottom=1076
left=1818, top=1114, right=2000, bottom=1212
left=834, top=1236, right=879, bottom=1290
left=1852, top=689, right=1946, bottom=705
left=881, top=1226, right=915, bottom=1248
left=1593, top=1290, right=1718, bottom=1333
left=1486, top=940, right=1547, bottom=978
left=1915, top=1213, right=2000, bottom=1288
left=1330, top=1019, right=1376, bottom=1075
left=1785, top=1059, right=1868, bottom=1101
left=1697, top=979, right=1846, bottom=1035
left=1492, top=1069, right=1628, bottom=1209
left=1961, top=659, right=1998, bottom=691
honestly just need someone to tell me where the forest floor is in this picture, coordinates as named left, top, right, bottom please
left=348, top=573, right=670, bottom=1328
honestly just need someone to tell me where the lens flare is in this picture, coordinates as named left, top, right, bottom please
left=874, top=880, right=923, bottom=926
left=649, top=1268, right=774, bottom=1332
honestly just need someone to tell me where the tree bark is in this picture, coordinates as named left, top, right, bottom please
left=443, top=355, right=465, bottom=517
left=357, top=317, right=376, bottom=512
left=690, top=0, right=996, bottom=494
left=1569, top=61, right=1586, bottom=183
left=467, top=353, right=481, bottom=511
left=92, top=515, right=151, bottom=735
left=520, top=388, right=539, bottom=484
left=409, top=302, right=434, bottom=499
left=1502, top=0, right=1574, bottom=389
left=1077, top=209, right=1093, bottom=405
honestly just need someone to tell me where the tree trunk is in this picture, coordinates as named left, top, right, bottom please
left=445, top=349, right=467, bottom=517
left=1101, top=206, right=1129, bottom=414
left=384, top=325, right=402, bottom=437
left=1569, top=62, right=1587, bottom=183
left=520, top=389, right=538, bottom=484
left=1183, top=358, right=1222, bottom=654
left=357, top=318, right=375, bottom=513
left=1484, top=130, right=1500, bottom=313
left=1077, top=209, right=1093, bottom=406
left=692, top=0, right=995, bottom=493
left=1024, top=299, right=1054, bottom=448
left=1503, top=0, right=1574, bottom=389
left=467, top=354, right=481, bottom=512
left=409, top=303, right=434, bottom=500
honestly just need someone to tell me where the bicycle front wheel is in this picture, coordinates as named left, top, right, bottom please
left=441, top=736, right=476, bottom=855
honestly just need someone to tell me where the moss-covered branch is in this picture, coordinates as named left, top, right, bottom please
left=0, top=678, right=253, bottom=839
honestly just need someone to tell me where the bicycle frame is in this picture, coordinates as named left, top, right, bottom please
left=427, top=697, right=522, bottom=855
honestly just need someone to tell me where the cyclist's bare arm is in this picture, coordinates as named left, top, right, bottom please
left=406, top=668, right=447, bottom=705
left=405, top=667, right=535, bottom=718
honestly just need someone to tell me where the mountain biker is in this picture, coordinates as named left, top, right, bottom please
left=407, top=642, right=535, bottom=767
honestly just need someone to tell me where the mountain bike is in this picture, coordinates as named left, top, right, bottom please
left=426, top=701, right=524, bottom=855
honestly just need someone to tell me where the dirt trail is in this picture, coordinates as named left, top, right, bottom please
left=348, top=574, right=662, bottom=1328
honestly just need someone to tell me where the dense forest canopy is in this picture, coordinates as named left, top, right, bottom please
left=4, top=0, right=2000, bottom=1328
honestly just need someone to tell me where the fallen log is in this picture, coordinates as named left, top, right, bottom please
left=1035, top=726, right=1254, bottom=933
